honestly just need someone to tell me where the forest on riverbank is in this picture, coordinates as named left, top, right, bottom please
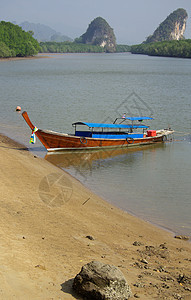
left=131, top=40, right=191, bottom=58
left=0, top=21, right=40, bottom=58
left=1, top=21, right=191, bottom=59
left=39, top=41, right=131, bottom=53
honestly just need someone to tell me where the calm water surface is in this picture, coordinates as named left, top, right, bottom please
left=0, top=53, right=190, bottom=236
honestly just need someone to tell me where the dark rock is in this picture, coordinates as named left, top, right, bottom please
left=158, top=265, right=166, bottom=272
left=143, top=265, right=150, bottom=270
left=143, top=245, right=169, bottom=259
left=174, top=235, right=190, bottom=241
left=160, top=275, right=174, bottom=282
left=73, top=261, right=132, bottom=299
left=177, top=274, right=191, bottom=284
left=133, top=241, right=143, bottom=246
left=159, top=243, right=168, bottom=250
left=161, top=283, right=170, bottom=289
left=173, top=293, right=182, bottom=300
left=184, top=258, right=191, bottom=261
left=86, top=235, right=94, bottom=240
left=149, top=282, right=158, bottom=288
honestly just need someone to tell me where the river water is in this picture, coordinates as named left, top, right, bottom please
left=0, top=53, right=191, bottom=236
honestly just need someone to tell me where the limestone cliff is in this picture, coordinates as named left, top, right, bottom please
left=78, top=17, right=116, bottom=53
left=145, top=8, right=188, bottom=43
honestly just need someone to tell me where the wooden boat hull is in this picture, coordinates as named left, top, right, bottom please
left=35, top=129, right=164, bottom=151
left=22, top=111, right=173, bottom=152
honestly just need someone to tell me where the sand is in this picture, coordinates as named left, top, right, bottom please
left=0, top=133, right=190, bottom=300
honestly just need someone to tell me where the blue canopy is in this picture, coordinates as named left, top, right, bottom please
left=72, top=122, right=149, bottom=129
left=123, top=117, right=153, bottom=121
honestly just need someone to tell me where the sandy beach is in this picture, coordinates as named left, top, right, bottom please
left=0, top=133, right=190, bottom=299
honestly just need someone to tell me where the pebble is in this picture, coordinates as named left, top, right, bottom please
left=161, top=283, right=169, bottom=289
left=134, top=262, right=143, bottom=269
left=173, top=293, right=182, bottom=300
left=86, top=235, right=94, bottom=240
left=35, top=264, right=46, bottom=270
left=140, top=258, right=148, bottom=264
left=133, top=282, right=145, bottom=288
left=159, top=243, right=168, bottom=249
left=133, top=241, right=143, bottom=246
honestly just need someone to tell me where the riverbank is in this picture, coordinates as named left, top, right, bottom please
left=0, top=54, right=49, bottom=61
left=0, top=133, right=190, bottom=299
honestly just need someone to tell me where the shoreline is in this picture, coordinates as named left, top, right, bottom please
left=2, top=130, right=186, bottom=238
left=2, top=120, right=189, bottom=238
left=0, top=54, right=50, bottom=62
left=0, top=133, right=191, bottom=299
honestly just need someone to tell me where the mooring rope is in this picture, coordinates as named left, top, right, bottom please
left=174, top=131, right=191, bottom=137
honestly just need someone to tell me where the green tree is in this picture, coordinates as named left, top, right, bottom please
left=0, top=21, right=40, bottom=58
left=131, top=39, right=191, bottom=58
left=0, top=41, right=13, bottom=57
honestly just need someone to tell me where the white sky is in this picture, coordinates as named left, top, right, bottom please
left=1, top=0, right=191, bottom=44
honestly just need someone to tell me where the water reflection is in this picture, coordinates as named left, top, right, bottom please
left=45, top=143, right=166, bottom=175
left=44, top=142, right=191, bottom=237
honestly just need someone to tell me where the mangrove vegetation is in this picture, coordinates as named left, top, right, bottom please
left=0, top=21, right=40, bottom=58
left=131, top=40, right=191, bottom=58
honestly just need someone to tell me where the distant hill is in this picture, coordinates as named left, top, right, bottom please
left=0, top=21, right=40, bottom=58
left=19, top=21, right=72, bottom=42
left=145, top=8, right=188, bottom=43
left=75, top=17, right=116, bottom=53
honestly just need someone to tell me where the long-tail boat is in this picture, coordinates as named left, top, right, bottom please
left=22, top=111, right=174, bottom=152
